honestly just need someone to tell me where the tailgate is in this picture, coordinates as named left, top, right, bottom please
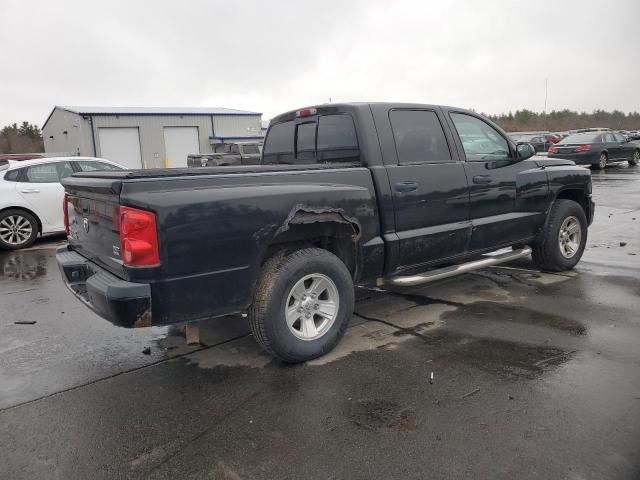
left=63, top=176, right=125, bottom=278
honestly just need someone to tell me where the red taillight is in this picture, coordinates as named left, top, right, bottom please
left=119, top=206, right=160, bottom=267
left=548, top=146, right=557, bottom=153
left=575, top=144, right=592, bottom=152
left=295, top=107, right=317, bottom=118
left=63, top=194, right=70, bottom=236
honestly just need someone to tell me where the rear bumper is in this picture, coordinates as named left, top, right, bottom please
left=56, top=246, right=152, bottom=328
left=548, top=152, right=599, bottom=165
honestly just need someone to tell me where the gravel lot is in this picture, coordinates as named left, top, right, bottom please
left=1, top=163, right=639, bottom=480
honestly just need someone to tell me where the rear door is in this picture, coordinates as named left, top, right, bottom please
left=603, top=133, right=622, bottom=160
left=613, top=133, right=634, bottom=161
left=373, top=106, right=471, bottom=273
left=16, top=161, right=75, bottom=230
left=446, top=111, right=548, bottom=252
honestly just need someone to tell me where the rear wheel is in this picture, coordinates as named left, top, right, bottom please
left=630, top=150, right=640, bottom=166
left=532, top=199, right=587, bottom=272
left=595, top=153, right=607, bottom=170
left=0, top=209, right=38, bottom=250
left=248, top=247, right=354, bottom=363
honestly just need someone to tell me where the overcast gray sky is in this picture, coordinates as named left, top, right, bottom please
left=1, top=0, right=639, bottom=127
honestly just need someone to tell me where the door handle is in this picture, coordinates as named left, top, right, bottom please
left=394, top=181, right=419, bottom=193
left=472, top=175, right=492, bottom=185
left=20, top=189, right=40, bottom=193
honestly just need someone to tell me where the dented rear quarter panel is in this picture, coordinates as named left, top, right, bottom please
left=118, top=167, right=382, bottom=324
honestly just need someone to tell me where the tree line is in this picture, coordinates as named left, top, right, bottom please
left=0, top=122, right=44, bottom=154
left=485, top=109, right=640, bottom=133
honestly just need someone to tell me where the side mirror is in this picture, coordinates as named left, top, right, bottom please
left=515, top=142, right=536, bottom=161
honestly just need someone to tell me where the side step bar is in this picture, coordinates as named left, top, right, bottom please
left=387, top=247, right=532, bottom=287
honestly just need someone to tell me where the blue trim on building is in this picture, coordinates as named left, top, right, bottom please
left=70, top=111, right=261, bottom=117
left=208, top=136, right=264, bottom=141
left=89, top=115, right=97, bottom=156
left=210, top=115, right=216, bottom=138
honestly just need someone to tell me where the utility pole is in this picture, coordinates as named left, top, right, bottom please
left=543, top=78, right=548, bottom=131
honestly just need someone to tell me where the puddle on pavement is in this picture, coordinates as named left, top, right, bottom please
left=444, top=301, right=587, bottom=335
left=434, top=334, right=579, bottom=380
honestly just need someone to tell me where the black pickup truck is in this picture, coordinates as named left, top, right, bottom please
left=57, top=103, right=594, bottom=362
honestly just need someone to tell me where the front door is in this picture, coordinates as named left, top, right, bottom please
left=382, top=108, right=471, bottom=273
left=447, top=111, right=548, bottom=252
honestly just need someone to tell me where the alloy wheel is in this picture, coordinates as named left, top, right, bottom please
left=284, top=273, right=339, bottom=341
left=0, top=215, right=33, bottom=246
left=558, top=216, right=582, bottom=259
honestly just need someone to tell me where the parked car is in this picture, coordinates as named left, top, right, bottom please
left=0, top=157, right=125, bottom=250
left=0, top=153, right=45, bottom=169
left=626, top=130, right=640, bottom=141
left=187, top=142, right=262, bottom=167
left=510, top=134, right=553, bottom=153
left=548, top=132, right=640, bottom=169
left=57, top=103, right=593, bottom=362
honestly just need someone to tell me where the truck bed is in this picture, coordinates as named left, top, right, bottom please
left=61, top=161, right=383, bottom=325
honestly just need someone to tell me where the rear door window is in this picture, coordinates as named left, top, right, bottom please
left=263, top=121, right=295, bottom=164
left=389, top=110, right=452, bottom=164
left=23, top=163, right=60, bottom=182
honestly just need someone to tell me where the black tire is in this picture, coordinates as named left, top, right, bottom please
left=0, top=209, right=38, bottom=250
left=248, top=247, right=354, bottom=363
left=594, top=152, right=607, bottom=170
left=532, top=199, right=587, bottom=272
left=629, top=150, right=640, bottom=166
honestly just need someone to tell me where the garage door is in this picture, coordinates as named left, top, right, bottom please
left=98, top=128, right=142, bottom=169
left=164, top=127, right=200, bottom=168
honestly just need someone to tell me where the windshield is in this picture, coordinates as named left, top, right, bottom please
left=560, top=134, right=601, bottom=144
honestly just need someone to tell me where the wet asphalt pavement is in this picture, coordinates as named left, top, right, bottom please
left=1, top=164, right=639, bottom=480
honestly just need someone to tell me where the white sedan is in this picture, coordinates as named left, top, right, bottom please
left=0, top=157, right=126, bottom=250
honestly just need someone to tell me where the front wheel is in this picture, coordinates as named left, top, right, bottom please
left=248, top=247, right=354, bottom=363
left=532, top=199, right=587, bottom=272
left=630, top=150, right=640, bottom=166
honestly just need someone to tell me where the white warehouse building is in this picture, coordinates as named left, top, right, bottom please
left=42, top=106, right=263, bottom=169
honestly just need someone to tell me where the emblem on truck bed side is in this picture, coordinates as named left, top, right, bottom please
left=83, top=217, right=90, bottom=233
